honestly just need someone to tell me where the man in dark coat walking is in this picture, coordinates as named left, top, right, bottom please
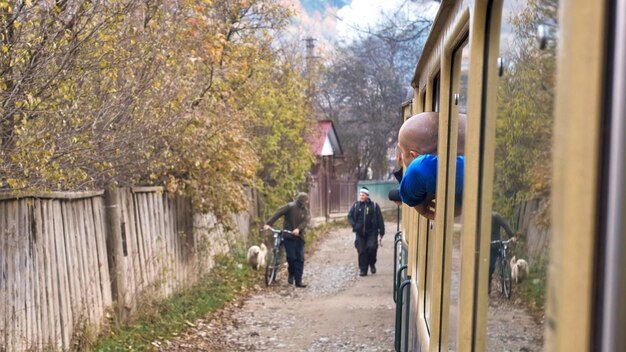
left=264, top=192, right=311, bottom=287
left=348, top=187, right=385, bottom=276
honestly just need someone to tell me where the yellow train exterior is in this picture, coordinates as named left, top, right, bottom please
left=395, top=0, right=625, bottom=351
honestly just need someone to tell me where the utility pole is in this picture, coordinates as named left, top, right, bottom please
left=304, top=37, right=317, bottom=75
left=303, top=37, right=318, bottom=100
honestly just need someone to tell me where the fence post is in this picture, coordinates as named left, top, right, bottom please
left=104, top=187, right=129, bottom=322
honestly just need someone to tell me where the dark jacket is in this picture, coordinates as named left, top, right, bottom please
left=348, top=199, right=385, bottom=237
left=265, top=193, right=311, bottom=240
left=491, top=212, right=515, bottom=241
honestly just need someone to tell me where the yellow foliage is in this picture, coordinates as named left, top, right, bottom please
left=1, top=0, right=309, bottom=222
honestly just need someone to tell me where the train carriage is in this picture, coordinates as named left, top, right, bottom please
left=394, top=0, right=625, bottom=351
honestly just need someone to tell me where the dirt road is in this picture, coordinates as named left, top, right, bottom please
left=160, top=224, right=396, bottom=351
left=158, top=223, right=543, bottom=351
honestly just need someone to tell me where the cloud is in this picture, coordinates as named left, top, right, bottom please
left=278, top=0, right=439, bottom=56
left=335, top=0, right=439, bottom=41
left=279, top=0, right=343, bottom=47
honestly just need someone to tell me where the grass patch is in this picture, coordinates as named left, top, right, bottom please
left=508, top=236, right=548, bottom=313
left=92, top=254, right=255, bottom=351
left=518, top=263, right=547, bottom=311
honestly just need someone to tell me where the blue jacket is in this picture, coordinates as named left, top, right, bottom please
left=399, top=154, right=464, bottom=207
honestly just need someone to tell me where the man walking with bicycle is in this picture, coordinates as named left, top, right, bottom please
left=348, top=187, right=385, bottom=277
left=489, top=211, right=517, bottom=295
left=263, top=192, right=310, bottom=288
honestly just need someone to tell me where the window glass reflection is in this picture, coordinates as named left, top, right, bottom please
left=486, top=0, right=558, bottom=350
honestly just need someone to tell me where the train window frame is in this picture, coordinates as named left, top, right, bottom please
left=411, top=89, right=421, bottom=282
left=422, top=213, right=435, bottom=334
left=413, top=7, right=471, bottom=351
left=431, top=72, right=441, bottom=112
left=419, top=65, right=442, bottom=335
left=412, top=209, right=421, bottom=283
left=418, top=67, right=443, bottom=341
left=432, top=30, right=469, bottom=350
left=475, top=0, right=560, bottom=350
left=442, top=34, right=469, bottom=351
left=402, top=97, right=421, bottom=284
left=445, top=1, right=522, bottom=350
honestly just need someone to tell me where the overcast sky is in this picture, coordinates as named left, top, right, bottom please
left=280, top=0, right=439, bottom=52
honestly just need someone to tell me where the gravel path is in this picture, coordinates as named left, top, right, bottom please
left=158, top=223, right=396, bottom=351
left=156, top=222, right=543, bottom=351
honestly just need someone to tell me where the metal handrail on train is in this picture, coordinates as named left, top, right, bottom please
left=394, top=263, right=407, bottom=303
left=393, top=231, right=403, bottom=302
left=395, top=276, right=412, bottom=352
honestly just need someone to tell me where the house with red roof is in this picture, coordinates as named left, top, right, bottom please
left=307, top=120, right=355, bottom=219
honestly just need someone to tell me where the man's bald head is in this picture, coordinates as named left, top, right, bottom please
left=398, top=112, right=439, bottom=168
left=397, top=112, right=466, bottom=168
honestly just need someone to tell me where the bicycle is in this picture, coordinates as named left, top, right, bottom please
left=490, top=238, right=514, bottom=299
left=263, top=226, right=294, bottom=286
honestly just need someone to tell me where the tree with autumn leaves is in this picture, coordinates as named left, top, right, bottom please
left=314, top=7, right=431, bottom=180
left=0, top=0, right=313, bottom=220
left=493, top=0, right=557, bottom=226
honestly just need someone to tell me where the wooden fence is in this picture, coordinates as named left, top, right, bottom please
left=516, top=199, right=550, bottom=265
left=0, top=187, right=248, bottom=351
left=0, top=192, right=111, bottom=350
left=110, top=188, right=196, bottom=317
left=309, top=179, right=357, bottom=219
left=329, top=181, right=357, bottom=214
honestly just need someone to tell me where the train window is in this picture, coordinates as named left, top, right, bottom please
left=424, top=219, right=434, bottom=332
left=445, top=36, right=469, bottom=350
left=423, top=70, right=443, bottom=333
left=485, top=0, right=558, bottom=350
left=432, top=72, right=441, bottom=112
left=412, top=211, right=419, bottom=283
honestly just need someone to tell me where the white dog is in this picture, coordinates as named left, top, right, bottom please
left=510, top=256, right=529, bottom=284
left=247, top=243, right=267, bottom=270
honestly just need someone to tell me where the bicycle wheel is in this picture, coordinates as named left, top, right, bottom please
left=264, top=248, right=280, bottom=286
left=500, top=257, right=512, bottom=299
